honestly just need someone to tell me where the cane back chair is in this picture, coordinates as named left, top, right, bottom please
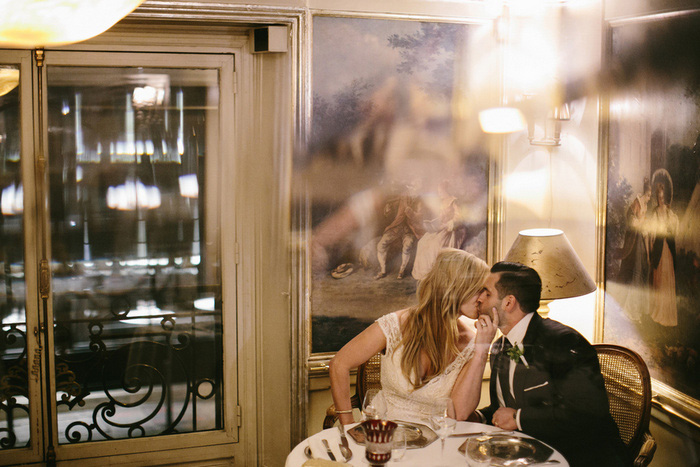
left=323, top=352, right=382, bottom=429
left=594, top=344, right=657, bottom=467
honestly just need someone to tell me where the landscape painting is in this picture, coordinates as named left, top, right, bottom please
left=300, top=16, right=489, bottom=354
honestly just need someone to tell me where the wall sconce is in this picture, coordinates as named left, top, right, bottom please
left=504, top=228, right=595, bottom=316
left=528, top=102, right=570, bottom=147
left=0, top=0, right=145, bottom=48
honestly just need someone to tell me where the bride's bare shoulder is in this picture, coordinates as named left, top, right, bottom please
left=394, top=308, right=412, bottom=325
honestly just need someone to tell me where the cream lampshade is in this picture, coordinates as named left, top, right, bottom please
left=504, top=228, right=596, bottom=315
left=0, top=0, right=146, bottom=48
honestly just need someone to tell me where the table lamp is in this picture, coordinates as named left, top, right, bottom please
left=503, top=228, right=596, bottom=316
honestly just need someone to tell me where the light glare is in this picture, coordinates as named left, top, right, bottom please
left=479, top=107, right=527, bottom=133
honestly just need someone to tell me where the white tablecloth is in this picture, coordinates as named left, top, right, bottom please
left=286, top=421, right=569, bottom=466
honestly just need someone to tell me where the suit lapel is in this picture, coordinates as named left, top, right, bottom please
left=513, top=313, right=543, bottom=400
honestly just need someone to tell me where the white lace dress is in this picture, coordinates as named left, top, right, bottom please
left=376, top=312, right=474, bottom=424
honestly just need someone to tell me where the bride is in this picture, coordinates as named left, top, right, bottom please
left=329, top=248, right=498, bottom=424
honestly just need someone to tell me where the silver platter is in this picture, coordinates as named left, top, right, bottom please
left=464, top=433, right=554, bottom=465
left=347, top=420, right=437, bottom=449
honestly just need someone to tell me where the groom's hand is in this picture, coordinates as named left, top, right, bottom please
left=492, top=407, right=518, bottom=430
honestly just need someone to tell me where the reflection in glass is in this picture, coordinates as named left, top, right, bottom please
left=0, top=65, right=30, bottom=450
left=47, top=66, right=223, bottom=443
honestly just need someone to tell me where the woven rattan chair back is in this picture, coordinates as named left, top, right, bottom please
left=594, top=344, right=656, bottom=466
left=323, top=352, right=382, bottom=429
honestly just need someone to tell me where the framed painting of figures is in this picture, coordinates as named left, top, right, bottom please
left=602, top=11, right=700, bottom=416
left=297, top=15, right=493, bottom=356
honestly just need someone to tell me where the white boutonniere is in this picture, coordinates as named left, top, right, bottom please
left=506, top=342, right=530, bottom=368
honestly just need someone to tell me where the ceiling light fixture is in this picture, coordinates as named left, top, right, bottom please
left=0, top=1, right=146, bottom=48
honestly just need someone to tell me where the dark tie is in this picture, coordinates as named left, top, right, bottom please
left=498, top=338, right=516, bottom=407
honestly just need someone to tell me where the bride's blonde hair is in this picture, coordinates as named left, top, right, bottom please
left=399, top=248, right=488, bottom=389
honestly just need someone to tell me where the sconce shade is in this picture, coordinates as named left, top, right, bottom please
left=479, top=107, right=527, bottom=134
left=550, top=102, right=570, bottom=121
left=504, top=228, right=596, bottom=300
left=0, top=0, right=146, bottom=48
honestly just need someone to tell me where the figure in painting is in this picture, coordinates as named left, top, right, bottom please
left=618, top=178, right=652, bottom=321
left=412, top=180, right=466, bottom=280
left=374, top=180, right=424, bottom=280
left=649, top=172, right=679, bottom=327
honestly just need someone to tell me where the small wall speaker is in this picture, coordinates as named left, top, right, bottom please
left=251, top=26, right=288, bottom=53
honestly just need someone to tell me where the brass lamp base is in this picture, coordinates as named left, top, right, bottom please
left=536, top=300, right=552, bottom=319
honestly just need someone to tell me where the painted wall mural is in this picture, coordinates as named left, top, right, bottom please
left=604, top=11, right=700, bottom=408
left=299, top=16, right=489, bottom=354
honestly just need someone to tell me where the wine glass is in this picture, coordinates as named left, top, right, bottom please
left=391, top=429, right=407, bottom=462
left=430, top=397, right=457, bottom=464
left=362, top=389, right=387, bottom=420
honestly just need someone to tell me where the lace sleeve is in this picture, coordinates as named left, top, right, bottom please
left=376, top=313, right=402, bottom=353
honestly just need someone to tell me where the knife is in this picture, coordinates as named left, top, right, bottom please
left=449, top=430, right=517, bottom=438
left=449, top=431, right=487, bottom=438
left=321, top=438, right=337, bottom=461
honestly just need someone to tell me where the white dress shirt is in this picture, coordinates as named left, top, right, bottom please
left=495, top=312, right=534, bottom=429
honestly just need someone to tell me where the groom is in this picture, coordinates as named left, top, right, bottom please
left=471, top=262, right=629, bottom=467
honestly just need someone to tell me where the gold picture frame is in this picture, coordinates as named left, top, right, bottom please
left=296, top=12, right=501, bottom=369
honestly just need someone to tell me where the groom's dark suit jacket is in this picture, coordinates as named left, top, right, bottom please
left=479, top=312, right=630, bottom=467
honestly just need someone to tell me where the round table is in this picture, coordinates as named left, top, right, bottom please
left=286, top=421, right=569, bottom=466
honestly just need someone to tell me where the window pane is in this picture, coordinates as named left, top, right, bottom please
left=0, top=65, right=30, bottom=450
left=46, top=67, right=223, bottom=444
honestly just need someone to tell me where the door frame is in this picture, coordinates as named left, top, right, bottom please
left=0, top=48, right=44, bottom=467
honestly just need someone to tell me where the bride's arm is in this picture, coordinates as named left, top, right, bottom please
left=329, top=322, right=387, bottom=425
left=450, top=311, right=498, bottom=420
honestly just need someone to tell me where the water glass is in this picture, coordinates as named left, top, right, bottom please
left=392, top=429, right=407, bottom=462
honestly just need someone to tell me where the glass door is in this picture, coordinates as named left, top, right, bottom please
left=43, top=52, right=236, bottom=462
left=1, top=49, right=236, bottom=464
